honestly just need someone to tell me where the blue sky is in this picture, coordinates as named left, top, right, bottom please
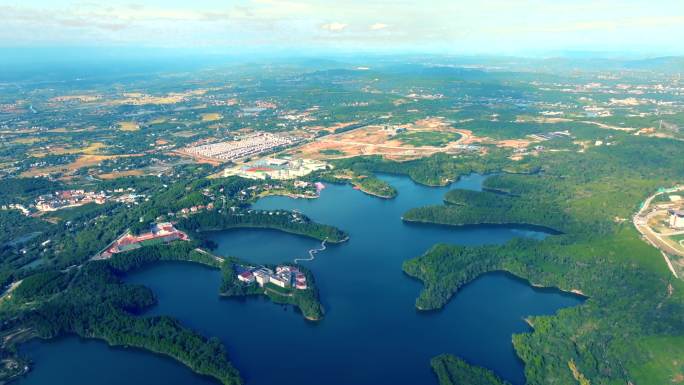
left=1, top=0, right=683, bottom=56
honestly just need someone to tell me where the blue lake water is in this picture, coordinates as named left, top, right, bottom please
left=16, top=174, right=583, bottom=385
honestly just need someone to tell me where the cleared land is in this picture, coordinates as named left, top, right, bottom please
left=21, top=154, right=145, bottom=178
left=394, top=131, right=462, bottom=147
left=295, top=117, right=477, bottom=161
left=200, top=113, right=222, bottom=122
left=28, top=142, right=106, bottom=158
left=117, top=121, right=140, bottom=131
left=97, top=170, right=147, bottom=179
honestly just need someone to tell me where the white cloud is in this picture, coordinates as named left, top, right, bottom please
left=1, top=0, right=683, bottom=54
left=320, top=22, right=348, bottom=32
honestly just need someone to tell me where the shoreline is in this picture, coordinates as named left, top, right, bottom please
left=260, top=191, right=319, bottom=200
left=401, top=217, right=563, bottom=235
left=406, top=268, right=588, bottom=313
left=196, top=224, right=349, bottom=245
left=353, top=184, right=396, bottom=199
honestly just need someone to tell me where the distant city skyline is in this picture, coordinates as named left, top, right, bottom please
left=1, top=0, right=684, bottom=56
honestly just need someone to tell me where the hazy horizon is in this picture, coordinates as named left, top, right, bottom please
left=2, top=0, right=684, bottom=57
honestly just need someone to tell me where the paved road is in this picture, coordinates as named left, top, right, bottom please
left=633, top=185, right=684, bottom=278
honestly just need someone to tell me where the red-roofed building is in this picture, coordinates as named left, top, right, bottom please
left=238, top=271, right=255, bottom=283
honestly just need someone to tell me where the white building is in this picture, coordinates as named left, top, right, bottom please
left=254, top=269, right=272, bottom=286
left=270, top=275, right=290, bottom=288
left=669, top=209, right=684, bottom=229
left=266, top=158, right=289, bottom=166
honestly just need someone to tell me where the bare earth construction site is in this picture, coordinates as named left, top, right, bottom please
left=291, top=117, right=481, bottom=161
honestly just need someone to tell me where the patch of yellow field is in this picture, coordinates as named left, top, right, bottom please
left=117, top=121, right=140, bottom=131
left=50, top=95, right=102, bottom=103
left=200, top=113, right=222, bottom=122
left=12, top=137, right=43, bottom=144
left=149, top=118, right=167, bottom=125
left=21, top=153, right=144, bottom=177
left=47, top=127, right=97, bottom=133
left=172, top=130, right=198, bottom=138
left=29, top=142, right=107, bottom=158
left=75, top=153, right=142, bottom=167
left=496, top=139, right=532, bottom=149
left=112, top=89, right=214, bottom=106
left=97, top=169, right=146, bottom=179
left=79, top=142, right=107, bottom=155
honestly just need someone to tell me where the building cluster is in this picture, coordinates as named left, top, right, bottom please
left=277, top=107, right=318, bottom=125
left=238, top=265, right=308, bottom=290
left=451, top=144, right=482, bottom=152
left=0, top=203, right=30, bottom=216
left=175, top=202, right=215, bottom=217
left=528, top=130, right=572, bottom=142
left=182, top=133, right=301, bottom=162
left=2, top=188, right=145, bottom=216
left=405, top=92, right=444, bottom=100
left=105, top=222, right=188, bottom=255
left=33, top=188, right=146, bottom=212
left=583, top=105, right=613, bottom=118
left=255, top=100, right=278, bottom=109
left=382, top=125, right=407, bottom=136
left=223, top=157, right=328, bottom=180
left=35, top=190, right=106, bottom=212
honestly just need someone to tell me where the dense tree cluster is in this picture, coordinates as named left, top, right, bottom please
left=332, top=151, right=539, bottom=187
left=2, top=248, right=242, bottom=385
left=431, top=355, right=509, bottom=385
left=0, top=177, right=61, bottom=205
left=179, top=210, right=348, bottom=243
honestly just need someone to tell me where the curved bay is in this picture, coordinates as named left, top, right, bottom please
left=17, top=174, right=583, bottom=385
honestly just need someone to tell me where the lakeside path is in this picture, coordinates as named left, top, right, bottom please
left=294, top=239, right=327, bottom=264
left=633, top=185, right=684, bottom=278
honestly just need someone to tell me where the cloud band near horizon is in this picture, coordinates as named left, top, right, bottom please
left=1, top=0, right=683, bottom=55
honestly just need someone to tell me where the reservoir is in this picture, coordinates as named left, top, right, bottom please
left=16, top=174, right=583, bottom=385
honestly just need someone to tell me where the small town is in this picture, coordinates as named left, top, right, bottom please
left=180, top=132, right=302, bottom=163
left=1, top=188, right=146, bottom=217
left=34, top=189, right=106, bottom=212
